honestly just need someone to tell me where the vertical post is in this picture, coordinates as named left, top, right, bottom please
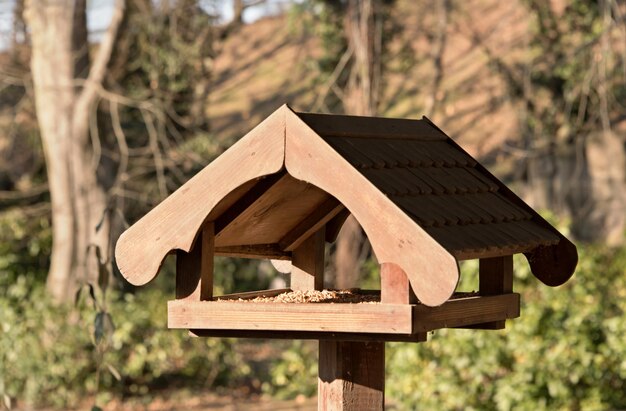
left=318, top=340, right=385, bottom=411
left=291, top=227, right=325, bottom=291
left=380, top=262, right=417, bottom=304
left=176, top=222, right=215, bottom=300
left=478, top=255, right=513, bottom=329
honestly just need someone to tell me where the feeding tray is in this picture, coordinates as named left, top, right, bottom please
left=169, top=288, right=520, bottom=342
left=115, top=105, right=576, bottom=410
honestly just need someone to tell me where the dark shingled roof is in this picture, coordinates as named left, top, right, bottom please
left=298, top=113, right=560, bottom=261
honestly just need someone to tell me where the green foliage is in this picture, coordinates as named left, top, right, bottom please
left=0, top=280, right=251, bottom=409
left=386, top=245, right=626, bottom=410
left=0, top=208, right=51, bottom=284
left=264, top=341, right=318, bottom=400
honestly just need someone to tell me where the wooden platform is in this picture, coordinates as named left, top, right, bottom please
left=168, top=291, right=520, bottom=342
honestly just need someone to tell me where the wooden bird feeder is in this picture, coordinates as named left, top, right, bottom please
left=115, top=105, right=577, bottom=410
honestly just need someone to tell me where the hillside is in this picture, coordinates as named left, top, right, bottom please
left=208, top=0, right=529, bottom=163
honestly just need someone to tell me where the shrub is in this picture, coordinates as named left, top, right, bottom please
left=0, top=280, right=252, bottom=409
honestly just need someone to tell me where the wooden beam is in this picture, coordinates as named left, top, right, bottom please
left=452, top=245, right=533, bottom=261
left=474, top=255, right=514, bottom=329
left=380, top=262, right=417, bottom=305
left=325, top=208, right=351, bottom=243
left=480, top=255, right=513, bottom=295
left=214, top=172, right=286, bottom=235
left=176, top=222, right=214, bottom=300
left=279, top=197, right=344, bottom=251
left=413, top=293, right=520, bottom=332
left=214, top=244, right=291, bottom=260
left=318, top=340, right=385, bottom=411
left=168, top=299, right=413, bottom=334
left=291, top=227, right=326, bottom=291
left=190, top=329, right=426, bottom=343
left=214, top=288, right=291, bottom=301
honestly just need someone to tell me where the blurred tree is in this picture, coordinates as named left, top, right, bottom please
left=19, top=0, right=222, bottom=301
left=24, top=0, right=126, bottom=301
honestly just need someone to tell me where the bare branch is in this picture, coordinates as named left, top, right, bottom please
left=311, top=45, right=354, bottom=113
left=73, top=0, right=125, bottom=123
left=140, top=109, right=168, bottom=199
left=109, top=100, right=129, bottom=198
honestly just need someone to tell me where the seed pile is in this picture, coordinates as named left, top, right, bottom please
left=218, top=289, right=380, bottom=304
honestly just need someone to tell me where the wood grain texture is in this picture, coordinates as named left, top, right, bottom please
left=477, top=255, right=513, bottom=329
left=412, top=293, right=520, bottom=332
left=279, top=197, right=344, bottom=251
left=214, top=288, right=291, bottom=300
left=286, top=108, right=459, bottom=307
left=380, top=262, right=417, bottom=305
left=318, top=340, right=385, bottom=411
left=215, top=174, right=330, bottom=247
left=291, top=227, right=325, bottom=291
left=480, top=256, right=513, bottom=296
left=115, top=105, right=289, bottom=286
left=200, top=222, right=215, bottom=300
left=213, top=244, right=290, bottom=260
left=167, top=300, right=413, bottom=334
left=213, top=172, right=286, bottom=235
left=189, top=329, right=426, bottom=342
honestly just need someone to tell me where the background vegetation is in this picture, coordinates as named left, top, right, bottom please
left=0, top=0, right=625, bottom=409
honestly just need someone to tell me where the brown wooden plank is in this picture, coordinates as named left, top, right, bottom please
left=190, top=329, right=426, bottom=342
left=175, top=221, right=214, bottom=301
left=176, top=239, right=202, bottom=300
left=477, top=255, right=513, bottom=329
left=116, top=105, right=288, bottom=286
left=318, top=340, right=385, bottom=411
left=380, top=262, right=417, bottom=305
left=214, top=244, right=291, bottom=260
left=451, top=244, right=534, bottom=261
left=412, top=294, right=520, bottom=332
left=291, top=227, right=325, bottom=291
left=298, top=112, right=447, bottom=141
left=214, top=288, right=291, bottom=301
left=214, top=172, right=286, bottom=234
left=168, top=300, right=413, bottom=334
left=200, top=222, right=215, bottom=300
left=215, top=174, right=330, bottom=247
left=325, top=208, right=351, bottom=243
left=279, top=197, right=344, bottom=251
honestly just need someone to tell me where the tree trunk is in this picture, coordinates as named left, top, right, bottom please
left=25, top=0, right=123, bottom=301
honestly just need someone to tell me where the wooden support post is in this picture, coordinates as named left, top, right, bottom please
left=380, top=262, right=417, bottom=304
left=318, top=340, right=385, bottom=411
left=291, top=226, right=325, bottom=291
left=477, top=255, right=513, bottom=329
left=176, top=222, right=214, bottom=300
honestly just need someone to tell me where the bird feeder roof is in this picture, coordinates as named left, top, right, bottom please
left=115, top=105, right=577, bottom=307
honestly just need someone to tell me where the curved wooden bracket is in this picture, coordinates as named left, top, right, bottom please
left=115, top=105, right=289, bottom=286
left=525, top=236, right=578, bottom=287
